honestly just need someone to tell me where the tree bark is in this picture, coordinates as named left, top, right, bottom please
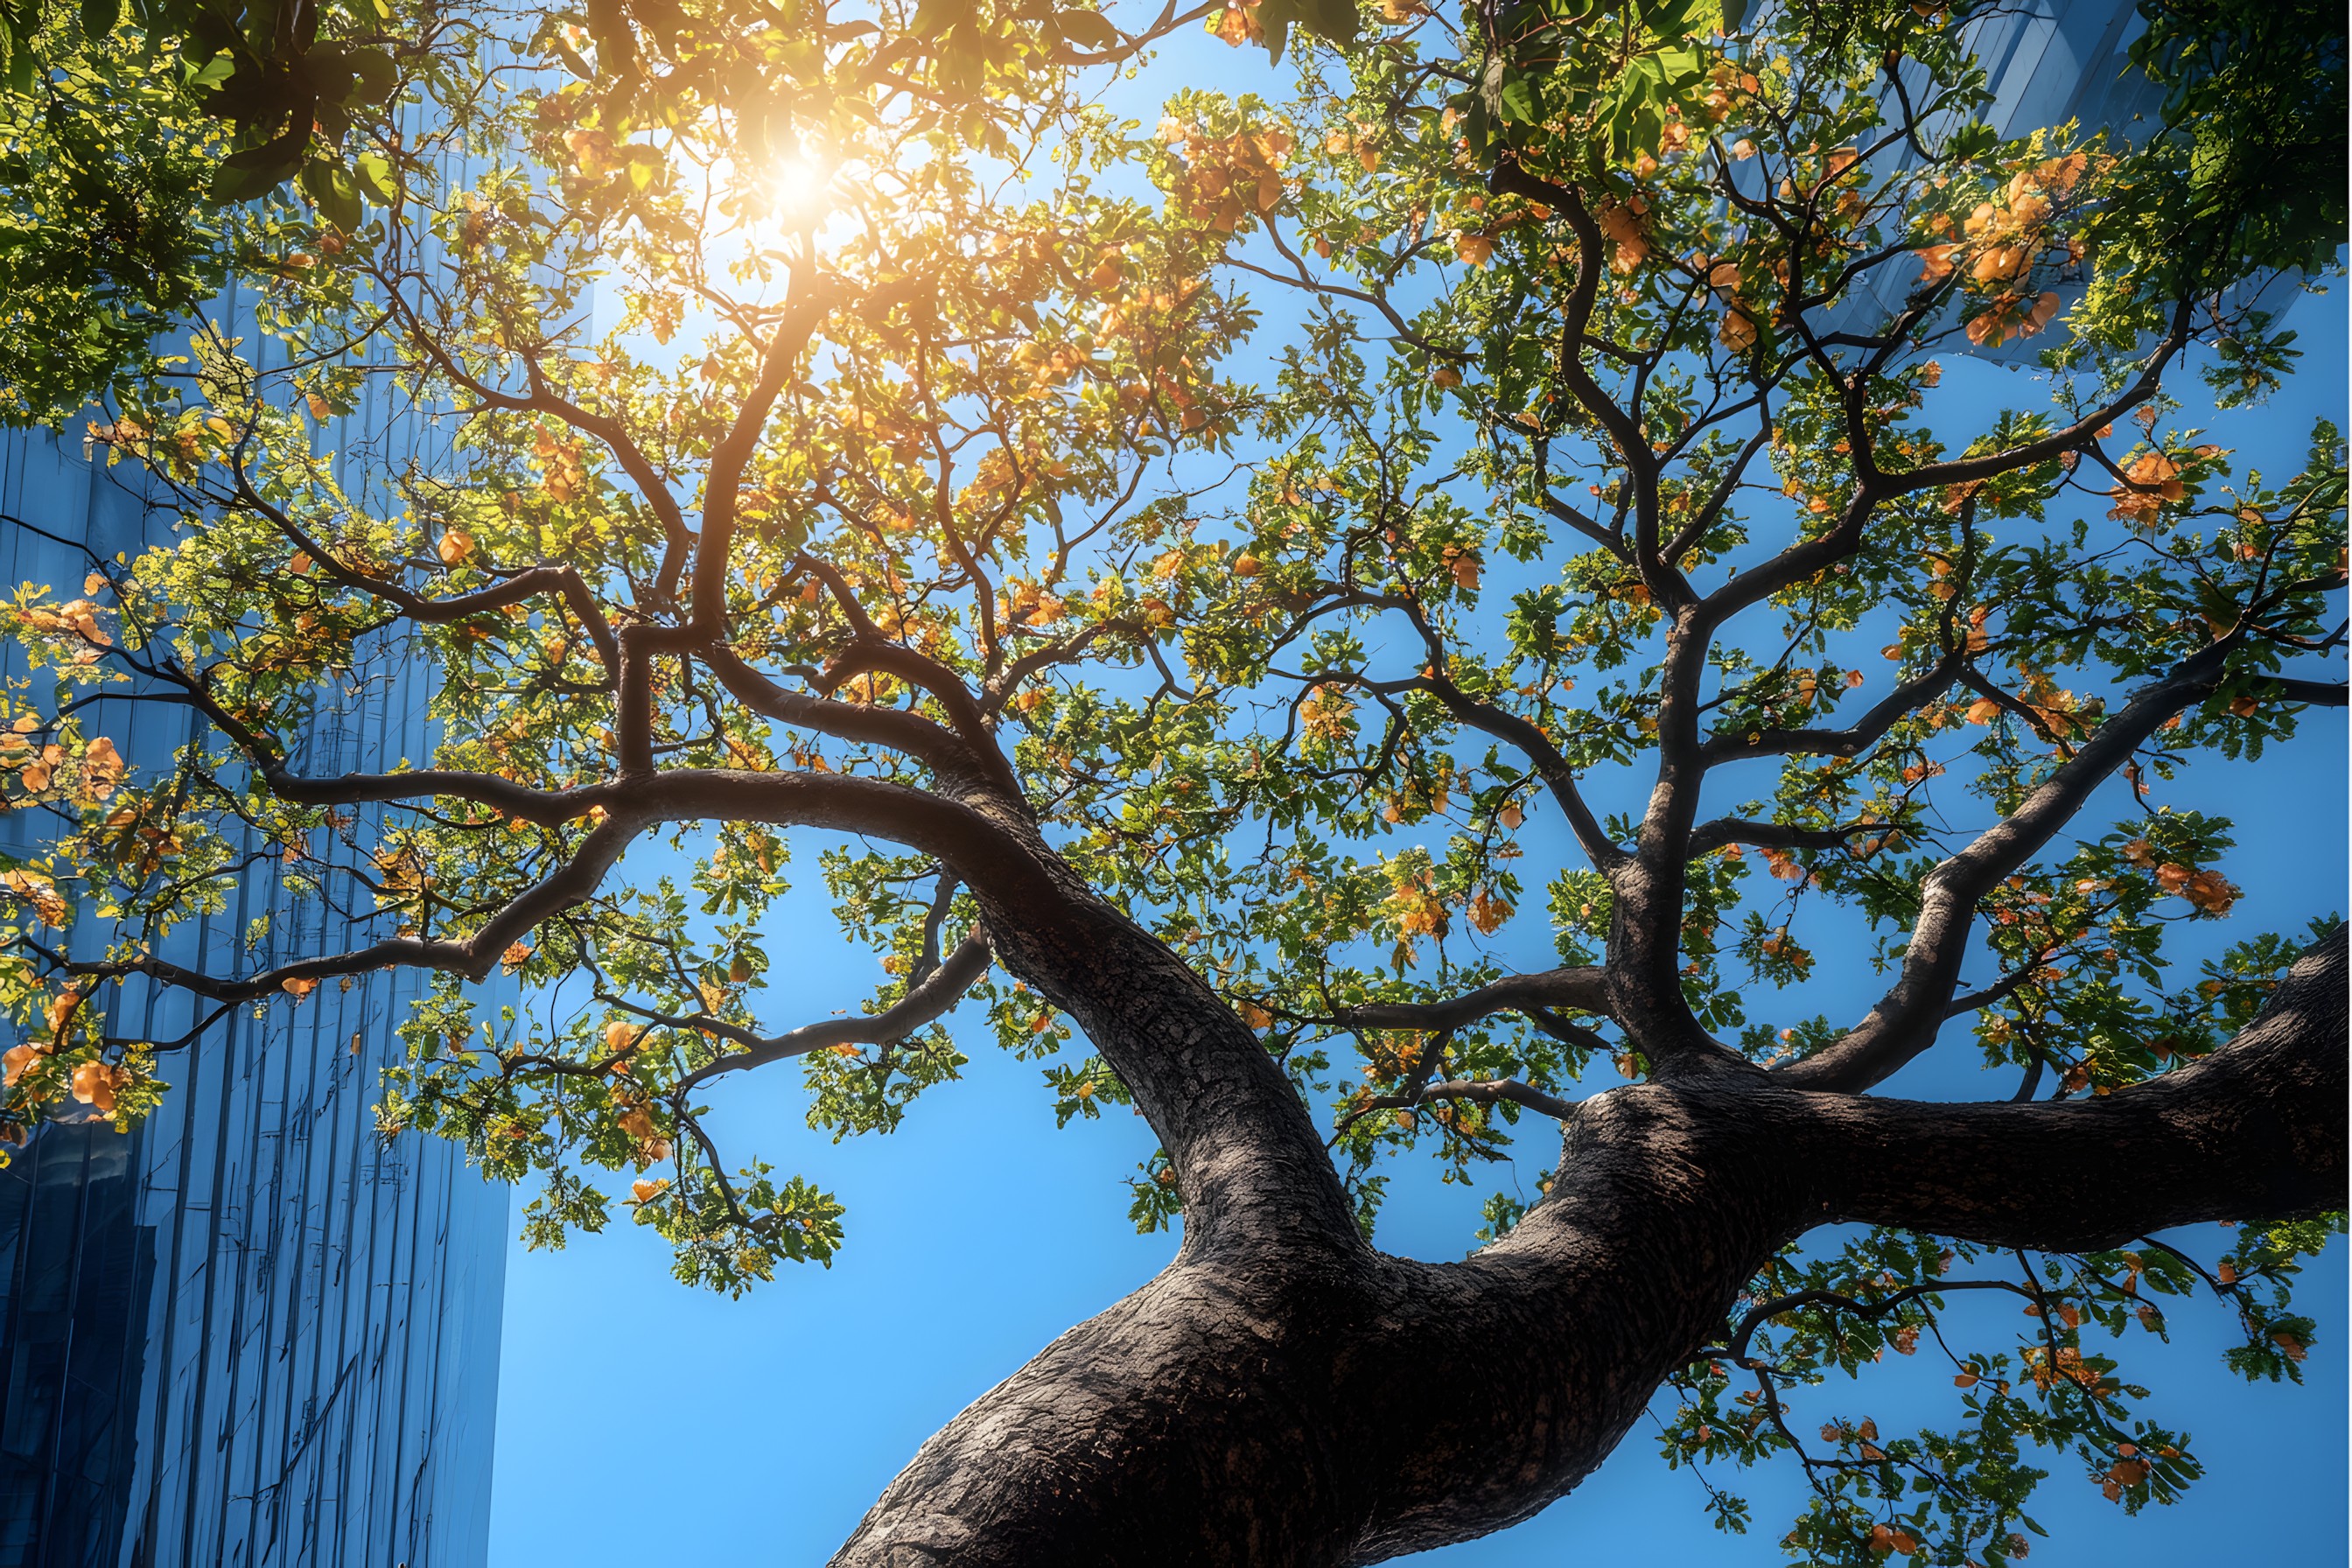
left=830, top=928, right=2347, bottom=1566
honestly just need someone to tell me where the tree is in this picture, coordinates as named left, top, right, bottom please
left=1, top=1, right=2343, bottom=1562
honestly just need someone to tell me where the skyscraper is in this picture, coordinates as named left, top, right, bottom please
left=1839, top=0, right=2302, bottom=358
left=0, top=284, right=511, bottom=1565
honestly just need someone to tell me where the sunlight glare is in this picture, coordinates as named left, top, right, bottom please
left=769, top=152, right=836, bottom=220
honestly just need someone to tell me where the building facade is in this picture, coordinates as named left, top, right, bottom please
left=1840, top=0, right=2300, bottom=356
left=0, top=283, right=509, bottom=1566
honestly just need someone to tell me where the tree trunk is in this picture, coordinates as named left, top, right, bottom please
left=830, top=927, right=2346, bottom=1567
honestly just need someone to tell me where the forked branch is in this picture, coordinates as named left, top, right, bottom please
left=1780, top=642, right=2272, bottom=1093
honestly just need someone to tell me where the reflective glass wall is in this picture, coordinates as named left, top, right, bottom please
left=1820, top=0, right=2300, bottom=363
left=1816, top=0, right=2169, bottom=358
left=0, top=263, right=510, bottom=1568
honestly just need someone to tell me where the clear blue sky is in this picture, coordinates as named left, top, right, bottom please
left=484, top=25, right=2346, bottom=1565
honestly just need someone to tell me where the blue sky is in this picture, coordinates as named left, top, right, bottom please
left=484, top=23, right=2346, bottom=1565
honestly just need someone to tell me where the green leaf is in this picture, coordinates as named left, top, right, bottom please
left=911, top=0, right=962, bottom=38
left=1052, top=7, right=1120, bottom=51
left=1498, top=72, right=1539, bottom=126
left=1259, top=0, right=1360, bottom=62
left=185, top=51, right=236, bottom=91
left=353, top=150, right=396, bottom=204
left=210, top=156, right=289, bottom=205
left=347, top=45, right=396, bottom=106
left=298, top=157, right=362, bottom=231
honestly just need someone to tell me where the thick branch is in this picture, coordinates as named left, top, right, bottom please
left=1684, top=817, right=1867, bottom=858
left=814, top=635, right=1025, bottom=799
left=690, top=284, right=836, bottom=640
left=148, top=659, right=612, bottom=827
left=970, top=838, right=1362, bottom=1256
left=1778, top=645, right=2238, bottom=1092
left=1395, top=1077, right=1578, bottom=1121
left=1801, top=926, right=2348, bottom=1247
left=701, top=643, right=998, bottom=788
left=831, top=928, right=2345, bottom=1566
left=69, top=770, right=1050, bottom=1000
left=1333, top=967, right=1613, bottom=1032
left=2268, top=676, right=2348, bottom=706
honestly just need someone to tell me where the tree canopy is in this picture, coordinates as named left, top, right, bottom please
left=0, top=2, right=2343, bottom=1563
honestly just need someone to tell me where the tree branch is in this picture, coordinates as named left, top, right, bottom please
left=1693, top=297, right=2195, bottom=647
left=1684, top=818, right=1869, bottom=858
left=385, top=281, right=696, bottom=602
left=143, top=658, right=612, bottom=827
left=1699, top=645, right=1967, bottom=765
left=58, top=770, right=1054, bottom=1001
left=700, top=643, right=998, bottom=788
left=675, top=931, right=990, bottom=1095
left=229, top=464, right=622, bottom=673
left=1332, top=967, right=1614, bottom=1032
left=1355, top=1077, right=1580, bottom=1126
left=690, top=281, right=837, bottom=641
left=1777, top=643, right=2240, bottom=1092
left=1799, top=926, right=2348, bottom=1248
left=1339, top=665, right=1626, bottom=872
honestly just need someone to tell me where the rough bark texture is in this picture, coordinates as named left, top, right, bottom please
left=830, top=920, right=2346, bottom=1567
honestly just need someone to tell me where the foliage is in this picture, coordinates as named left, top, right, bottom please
left=0, top=10, right=228, bottom=421
left=0, top=1, right=2342, bottom=1561
left=2124, top=0, right=2347, bottom=289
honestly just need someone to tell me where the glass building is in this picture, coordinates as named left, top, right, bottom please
left=1838, top=0, right=2303, bottom=356
left=0, top=285, right=511, bottom=1564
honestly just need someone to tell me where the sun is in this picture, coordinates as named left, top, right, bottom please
left=768, top=152, right=836, bottom=220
